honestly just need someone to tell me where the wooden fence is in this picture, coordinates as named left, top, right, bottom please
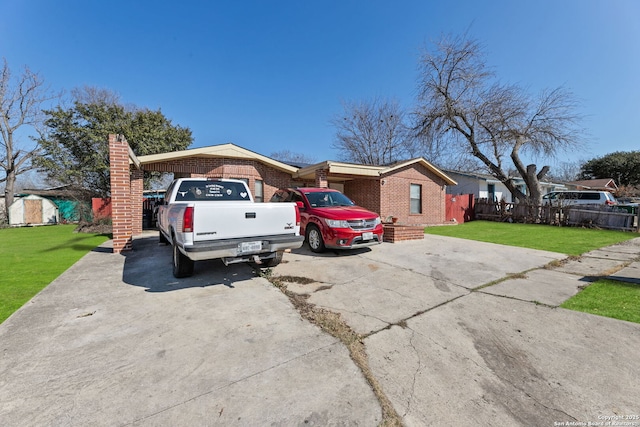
left=475, top=199, right=639, bottom=232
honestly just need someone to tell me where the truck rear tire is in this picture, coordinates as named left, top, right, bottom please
left=262, top=251, right=284, bottom=267
left=172, top=241, right=194, bottom=278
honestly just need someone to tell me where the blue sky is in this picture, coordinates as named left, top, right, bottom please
left=1, top=0, right=638, bottom=169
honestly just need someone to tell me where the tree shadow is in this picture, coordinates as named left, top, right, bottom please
left=121, top=235, right=257, bottom=292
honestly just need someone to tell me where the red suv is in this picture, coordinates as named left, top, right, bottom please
left=270, top=188, right=383, bottom=252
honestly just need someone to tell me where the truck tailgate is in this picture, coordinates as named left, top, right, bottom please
left=191, top=202, right=297, bottom=241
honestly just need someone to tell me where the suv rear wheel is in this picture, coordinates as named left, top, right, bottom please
left=306, top=225, right=325, bottom=253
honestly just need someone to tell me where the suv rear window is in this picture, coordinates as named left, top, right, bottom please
left=577, top=193, right=600, bottom=200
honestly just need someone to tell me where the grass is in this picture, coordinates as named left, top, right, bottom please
left=0, top=224, right=110, bottom=324
left=424, top=220, right=637, bottom=256
left=561, top=279, right=640, bottom=324
left=425, top=220, right=640, bottom=324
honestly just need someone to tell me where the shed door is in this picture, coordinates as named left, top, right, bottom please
left=25, top=199, right=43, bottom=224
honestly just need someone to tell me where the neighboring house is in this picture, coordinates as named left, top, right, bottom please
left=136, top=143, right=457, bottom=227
left=0, top=195, right=7, bottom=223
left=444, top=170, right=568, bottom=202
left=566, top=178, right=618, bottom=192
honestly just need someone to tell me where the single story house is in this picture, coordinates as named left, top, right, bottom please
left=444, top=170, right=568, bottom=203
left=108, top=135, right=457, bottom=252
left=566, top=178, right=617, bottom=192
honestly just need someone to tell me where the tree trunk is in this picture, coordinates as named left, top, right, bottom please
left=525, top=164, right=543, bottom=205
left=3, top=169, right=15, bottom=221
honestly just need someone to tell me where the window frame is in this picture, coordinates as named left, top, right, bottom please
left=410, top=183, right=422, bottom=214
left=254, top=179, right=264, bottom=203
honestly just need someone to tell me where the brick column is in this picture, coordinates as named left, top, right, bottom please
left=131, top=169, right=144, bottom=236
left=109, top=134, right=132, bottom=253
left=315, top=169, right=328, bottom=188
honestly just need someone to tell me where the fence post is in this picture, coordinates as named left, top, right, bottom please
left=636, top=207, right=639, bottom=233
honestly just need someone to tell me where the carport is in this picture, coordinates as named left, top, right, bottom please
left=107, top=134, right=301, bottom=253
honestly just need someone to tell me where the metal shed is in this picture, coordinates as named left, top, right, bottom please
left=8, top=195, right=60, bottom=226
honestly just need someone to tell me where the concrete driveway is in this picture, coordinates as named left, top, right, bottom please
left=1, top=232, right=639, bottom=426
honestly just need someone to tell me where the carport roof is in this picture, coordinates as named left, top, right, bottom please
left=294, top=158, right=457, bottom=185
left=134, top=143, right=299, bottom=174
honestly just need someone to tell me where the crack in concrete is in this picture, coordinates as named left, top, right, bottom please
left=403, top=327, right=421, bottom=419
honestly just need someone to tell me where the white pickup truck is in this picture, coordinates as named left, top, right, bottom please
left=157, top=178, right=304, bottom=277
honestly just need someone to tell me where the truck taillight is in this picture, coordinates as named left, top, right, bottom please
left=295, top=203, right=301, bottom=227
left=183, top=206, right=194, bottom=232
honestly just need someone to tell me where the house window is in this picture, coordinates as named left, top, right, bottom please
left=255, top=180, right=264, bottom=202
left=410, top=184, right=422, bottom=214
left=488, top=184, right=496, bottom=202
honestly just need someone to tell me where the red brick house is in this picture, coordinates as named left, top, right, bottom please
left=108, top=135, right=456, bottom=252
left=293, top=159, right=456, bottom=226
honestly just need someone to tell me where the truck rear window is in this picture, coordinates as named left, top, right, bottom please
left=175, top=181, right=251, bottom=201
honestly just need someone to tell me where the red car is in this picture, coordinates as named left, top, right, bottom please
left=270, top=188, right=383, bottom=252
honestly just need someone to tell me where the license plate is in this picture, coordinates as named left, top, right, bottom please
left=362, top=232, right=374, bottom=241
left=240, top=241, right=262, bottom=253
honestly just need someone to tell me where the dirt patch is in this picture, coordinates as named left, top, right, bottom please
left=74, top=222, right=113, bottom=235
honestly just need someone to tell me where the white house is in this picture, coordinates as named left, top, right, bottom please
left=444, top=170, right=567, bottom=202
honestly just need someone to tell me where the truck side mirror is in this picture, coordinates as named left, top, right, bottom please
left=296, top=201, right=305, bottom=210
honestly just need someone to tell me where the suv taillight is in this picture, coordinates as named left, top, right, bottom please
left=183, top=206, right=194, bottom=232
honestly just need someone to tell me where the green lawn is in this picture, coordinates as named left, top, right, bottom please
left=424, top=220, right=637, bottom=256
left=0, top=225, right=110, bottom=324
left=561, top=279, right=640, bottom=324
left=425, top=220, right=640, bottom=324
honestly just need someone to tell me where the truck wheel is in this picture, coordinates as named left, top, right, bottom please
left=263, top=251, right=284, bottom=267
left=159, top=230, right=168, bottom=245
left=306, top=225, right=325, bottom=253
left=172, top=241, right=194, bottom=278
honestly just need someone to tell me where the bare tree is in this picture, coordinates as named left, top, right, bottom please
left=414, top=34, right=585, bottom=204
left=331, top=98, right=410, bottom=165
left=269, top=149, right=316, bottom=166
left=0, top=58, right=58, bottom=219
left=546, top=160, right=583, bottom=182
left=71, top=85, right=121, bottom=106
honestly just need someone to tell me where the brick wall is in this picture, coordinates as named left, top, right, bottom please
left=344, top=179, right=382, bottom=215
left=109, top=134, right=133, bottom=253
left=315, top=169, right=328, bottom=188
left=131, top=169, right=144, bottom=236
left=382, top=224, right=425, bottom=242
left=379, top=164, right=448, bottom=226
